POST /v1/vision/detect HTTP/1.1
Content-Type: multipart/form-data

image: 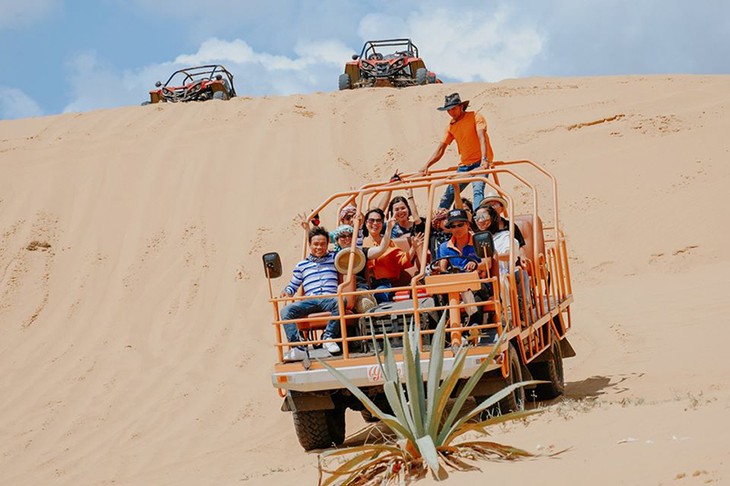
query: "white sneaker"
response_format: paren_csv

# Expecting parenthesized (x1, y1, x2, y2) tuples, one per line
(322, 341, 341, 354)
(283, 347, 307, 362)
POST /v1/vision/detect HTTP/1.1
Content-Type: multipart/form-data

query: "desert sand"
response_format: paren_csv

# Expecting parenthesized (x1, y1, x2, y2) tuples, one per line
(1, 75, 729, 485)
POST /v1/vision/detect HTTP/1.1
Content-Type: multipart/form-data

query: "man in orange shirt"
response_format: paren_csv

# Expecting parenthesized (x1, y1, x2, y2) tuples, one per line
(418, 93, 494, 209)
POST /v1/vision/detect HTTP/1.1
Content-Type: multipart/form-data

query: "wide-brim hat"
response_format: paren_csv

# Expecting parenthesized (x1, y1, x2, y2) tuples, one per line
(445, 208, 469, 228)
(479, 193, 508, 210)
(334, 247, 367, 274)
(437, 92, 470, 111)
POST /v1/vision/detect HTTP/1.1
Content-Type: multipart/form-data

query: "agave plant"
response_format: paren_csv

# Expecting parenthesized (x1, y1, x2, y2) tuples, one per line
(317, 311, 544, 485)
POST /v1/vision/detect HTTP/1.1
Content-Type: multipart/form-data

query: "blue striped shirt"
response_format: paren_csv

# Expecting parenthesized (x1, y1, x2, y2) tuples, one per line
(284, 252, 339, 296)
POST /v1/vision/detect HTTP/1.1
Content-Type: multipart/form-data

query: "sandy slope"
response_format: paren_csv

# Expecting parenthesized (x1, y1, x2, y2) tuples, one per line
(1, 75, 729, 485)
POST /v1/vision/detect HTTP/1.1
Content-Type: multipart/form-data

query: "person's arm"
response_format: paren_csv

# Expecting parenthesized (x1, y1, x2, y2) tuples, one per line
(281, 264, 303, 297)
(405, 187, 421, 222)
(375, 189, 392, 212)
(367, 217, 395, 260)
(420, 142, 447, 174)
(476, 113, 494, 169)
(407, 232, 425, 263)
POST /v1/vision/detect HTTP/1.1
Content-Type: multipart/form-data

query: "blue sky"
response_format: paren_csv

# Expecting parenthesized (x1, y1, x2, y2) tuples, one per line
(1, 0, 729, 120)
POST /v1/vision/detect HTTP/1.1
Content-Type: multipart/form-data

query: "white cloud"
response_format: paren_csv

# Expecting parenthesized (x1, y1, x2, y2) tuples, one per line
(357, 5, 543, 82)
(61, 37, 353, 113)
(0, 0, 59, 29)
(0, 86, 44, 119)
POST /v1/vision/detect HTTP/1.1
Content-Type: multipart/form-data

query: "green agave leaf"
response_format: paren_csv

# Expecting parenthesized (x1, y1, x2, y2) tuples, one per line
(429, 344, 469, 440)
(381, 324, 403, 386)
(441, 380, 544, 445)
(316, 358, 413, 440)
(402, 318, 426, 438)
(437, 337, 506, 443)
(425, 311, 447, 428)
(383, 380, 416, 443)
(447, 408, 543, 445)
(416, 435, 448, 480)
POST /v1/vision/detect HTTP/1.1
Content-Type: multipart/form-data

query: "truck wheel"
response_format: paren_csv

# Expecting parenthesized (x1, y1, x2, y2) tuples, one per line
(530, 335, 565, 400)
(338, 73, 351, 90)
(477, 343, 525, 418)
(416, 67, 428, 85)
(498, 343, 525, 413)
(292, 406, 346, 451)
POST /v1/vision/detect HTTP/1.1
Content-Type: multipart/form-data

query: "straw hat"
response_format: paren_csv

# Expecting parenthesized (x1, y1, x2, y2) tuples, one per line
(479, 192, 508, 211)
(334, 247, 367, 274)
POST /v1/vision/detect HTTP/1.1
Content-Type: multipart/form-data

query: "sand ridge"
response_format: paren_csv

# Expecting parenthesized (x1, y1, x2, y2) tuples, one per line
(0, 75, 729, 485)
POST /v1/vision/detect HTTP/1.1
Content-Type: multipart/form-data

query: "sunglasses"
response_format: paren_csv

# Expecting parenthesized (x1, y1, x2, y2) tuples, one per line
(448, 222, 467, 228)
(475, 215, 490, 222)
(366, 218, 383, 224)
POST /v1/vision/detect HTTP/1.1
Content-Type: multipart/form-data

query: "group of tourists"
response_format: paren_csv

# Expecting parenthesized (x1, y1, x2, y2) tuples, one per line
(278, 92, 527, 361)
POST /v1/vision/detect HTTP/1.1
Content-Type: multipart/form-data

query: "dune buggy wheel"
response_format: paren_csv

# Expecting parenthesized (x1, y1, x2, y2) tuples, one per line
(292, 406, 346, 451)
(338, 73, 351, 90)
(416, 67, 428, 85)
(530, 334, 565, 400)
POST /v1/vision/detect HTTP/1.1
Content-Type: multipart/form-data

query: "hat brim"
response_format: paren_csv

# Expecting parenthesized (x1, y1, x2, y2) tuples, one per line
(437, 100, 470, 111)
(334, 247, 366, 274)
(446, 217, 469, 228)
(480, 195, 508, 209)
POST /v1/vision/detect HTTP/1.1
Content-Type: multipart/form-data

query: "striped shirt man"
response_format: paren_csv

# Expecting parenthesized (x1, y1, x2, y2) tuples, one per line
(284, 252, 339, 297)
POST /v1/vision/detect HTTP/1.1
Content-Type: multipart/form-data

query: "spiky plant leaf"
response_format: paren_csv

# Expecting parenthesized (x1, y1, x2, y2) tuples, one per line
(441, 380, 544, 445)
(425, 311, 448, 428)
(437, 333, 507, 442)
(317, 358, 414, 441)
(416, 435, 448, 479)
(402, 318, 426, 438)
(429, 344, 470, 438)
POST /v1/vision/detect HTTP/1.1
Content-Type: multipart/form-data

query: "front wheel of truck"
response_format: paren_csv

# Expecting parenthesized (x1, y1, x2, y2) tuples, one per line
(292, 406, 346, 451)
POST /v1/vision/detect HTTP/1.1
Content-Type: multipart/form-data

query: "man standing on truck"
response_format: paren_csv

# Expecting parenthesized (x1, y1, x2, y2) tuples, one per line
(279, 226, 343, 360)
(418, 92, 495, 209)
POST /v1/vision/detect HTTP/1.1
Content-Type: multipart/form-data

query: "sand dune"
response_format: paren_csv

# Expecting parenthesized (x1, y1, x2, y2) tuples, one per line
(1, 75, 729, 485)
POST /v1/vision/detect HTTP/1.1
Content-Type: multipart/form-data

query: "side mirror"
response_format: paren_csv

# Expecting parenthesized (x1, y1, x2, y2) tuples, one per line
(155, 81, 162, 87)
(262, 252, 282, 278)
(473, 231, 494, 259)
(351, 54, 359, 60)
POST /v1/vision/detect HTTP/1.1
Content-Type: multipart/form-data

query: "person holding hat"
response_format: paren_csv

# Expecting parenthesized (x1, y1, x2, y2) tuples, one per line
(418, 92, 495, 209)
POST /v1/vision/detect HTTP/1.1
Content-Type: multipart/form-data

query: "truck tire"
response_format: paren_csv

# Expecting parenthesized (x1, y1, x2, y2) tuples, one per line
(338, 73, 351, 90)
(416, 68, 428, 85)
(498, 343, 525, 413)
(530, 335, 565, 400)
(476, 343, 525, 418)
(292, 406, 346, 451)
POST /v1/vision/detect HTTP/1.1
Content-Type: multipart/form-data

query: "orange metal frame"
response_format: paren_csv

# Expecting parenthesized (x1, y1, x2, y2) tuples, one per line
(266, 160, 574, 379)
